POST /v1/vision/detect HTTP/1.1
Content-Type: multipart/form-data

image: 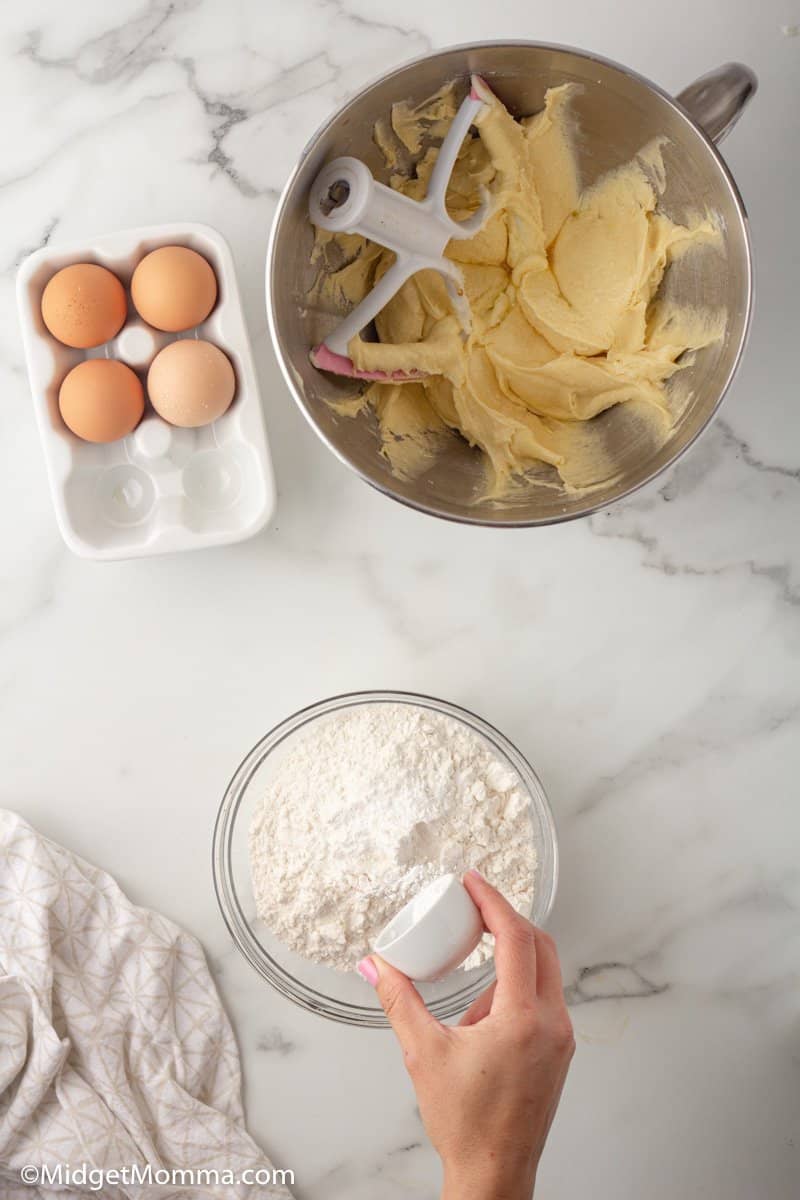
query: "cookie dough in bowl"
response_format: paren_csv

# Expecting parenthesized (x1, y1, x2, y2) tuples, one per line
(267, 42, 753, 525)
(213, 691, 558, 1027)
(312, 79, 724, 499)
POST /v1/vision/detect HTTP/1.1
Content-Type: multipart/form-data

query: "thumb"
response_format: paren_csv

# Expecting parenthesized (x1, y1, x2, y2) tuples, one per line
(358, 955, 436, 1049)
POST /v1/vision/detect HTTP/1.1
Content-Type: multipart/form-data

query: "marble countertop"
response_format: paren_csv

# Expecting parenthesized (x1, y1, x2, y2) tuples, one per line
(2, 1, 798, 1197)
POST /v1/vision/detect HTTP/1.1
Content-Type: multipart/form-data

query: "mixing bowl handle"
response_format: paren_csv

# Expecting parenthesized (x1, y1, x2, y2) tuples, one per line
(676, 62, 757, 144)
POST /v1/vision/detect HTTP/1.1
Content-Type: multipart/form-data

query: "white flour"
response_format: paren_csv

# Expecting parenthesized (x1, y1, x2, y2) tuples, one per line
(248, 702, 537, 972)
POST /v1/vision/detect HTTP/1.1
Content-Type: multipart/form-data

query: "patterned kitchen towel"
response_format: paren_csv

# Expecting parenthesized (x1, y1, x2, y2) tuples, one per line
(0, 810, 292, 1199)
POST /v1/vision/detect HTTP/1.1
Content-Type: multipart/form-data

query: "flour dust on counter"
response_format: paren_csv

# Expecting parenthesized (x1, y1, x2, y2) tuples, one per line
(248, 702, 536, 970)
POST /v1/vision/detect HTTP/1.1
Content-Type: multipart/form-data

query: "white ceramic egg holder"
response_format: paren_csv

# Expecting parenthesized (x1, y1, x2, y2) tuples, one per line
(17, 223, 276, 560)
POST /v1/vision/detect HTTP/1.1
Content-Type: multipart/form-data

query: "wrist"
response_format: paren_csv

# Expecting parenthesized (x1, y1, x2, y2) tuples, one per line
(442, 1157, 536, 1200)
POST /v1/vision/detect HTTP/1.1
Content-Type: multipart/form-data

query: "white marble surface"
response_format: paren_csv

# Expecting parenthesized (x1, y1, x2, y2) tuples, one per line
(2, 2, 799, 1197)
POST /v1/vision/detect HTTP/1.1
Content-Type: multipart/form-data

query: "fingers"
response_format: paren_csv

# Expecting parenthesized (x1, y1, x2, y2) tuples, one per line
(461, 873, 568, 1013)
(359, 955, 438, 1051)
(462, 869, 527, 935)
(458, 936, 562, 1026)
(463, 870, 537, 1006)
(458, 981, 496, 1027)
(533, 928, 567, 1007)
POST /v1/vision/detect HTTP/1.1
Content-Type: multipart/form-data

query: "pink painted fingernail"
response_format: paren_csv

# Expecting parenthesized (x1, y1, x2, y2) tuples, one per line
(357, 957, 379, 986)
(466, 868, 485, 882)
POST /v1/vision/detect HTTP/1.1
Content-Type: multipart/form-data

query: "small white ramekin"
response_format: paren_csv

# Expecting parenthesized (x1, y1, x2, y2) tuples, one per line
(374, 873, 485, 982)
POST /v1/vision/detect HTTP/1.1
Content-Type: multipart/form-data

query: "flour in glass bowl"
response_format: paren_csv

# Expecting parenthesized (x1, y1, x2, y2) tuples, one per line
(248, 702, 537, 972)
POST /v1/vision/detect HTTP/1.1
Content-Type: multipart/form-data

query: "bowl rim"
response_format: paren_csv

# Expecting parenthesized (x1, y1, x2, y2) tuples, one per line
(212, 688, 558, 1027)
(265, 38, 754, 527)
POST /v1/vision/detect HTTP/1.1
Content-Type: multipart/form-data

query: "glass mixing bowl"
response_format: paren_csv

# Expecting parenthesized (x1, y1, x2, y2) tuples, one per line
(213, 690, 558, 1027)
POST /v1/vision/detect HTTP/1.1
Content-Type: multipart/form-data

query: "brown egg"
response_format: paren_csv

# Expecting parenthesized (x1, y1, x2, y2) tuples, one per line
(59, 359, 144, 443)
(131, 246, 217, 332)
(41, 263, 127, 349)
(147, 339, 235, 428)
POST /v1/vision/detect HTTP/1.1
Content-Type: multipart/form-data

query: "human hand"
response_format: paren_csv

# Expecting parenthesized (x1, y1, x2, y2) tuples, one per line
(357, 871, 574, 1200)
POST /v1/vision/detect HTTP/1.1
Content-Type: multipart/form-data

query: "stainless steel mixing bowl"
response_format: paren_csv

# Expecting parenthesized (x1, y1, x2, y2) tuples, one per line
(266, 43, 755, 526)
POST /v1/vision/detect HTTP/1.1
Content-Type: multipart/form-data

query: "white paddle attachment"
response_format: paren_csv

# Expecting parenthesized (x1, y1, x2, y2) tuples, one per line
(309, 76, 491, 380)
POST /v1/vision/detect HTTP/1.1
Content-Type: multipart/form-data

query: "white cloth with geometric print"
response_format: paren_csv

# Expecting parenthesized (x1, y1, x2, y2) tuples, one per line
(0, 810, 291, 1199)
